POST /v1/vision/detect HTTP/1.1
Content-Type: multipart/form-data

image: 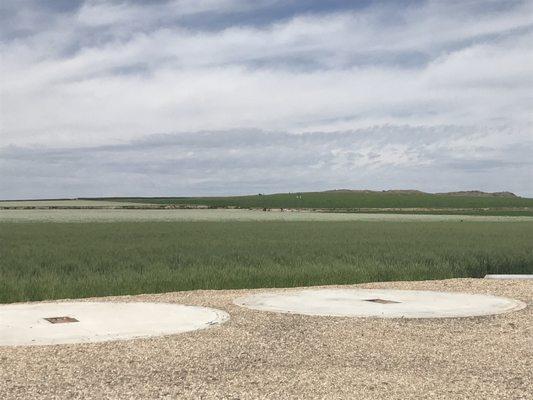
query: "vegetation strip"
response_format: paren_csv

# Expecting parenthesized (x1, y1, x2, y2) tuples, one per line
(3, 190, 533, 215)
(99, 190, 533, 211)
(1, 220, 531, 303)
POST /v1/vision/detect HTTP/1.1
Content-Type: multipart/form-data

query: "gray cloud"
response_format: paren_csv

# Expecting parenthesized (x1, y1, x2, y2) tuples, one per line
(1, 1, 532, 198)
(2, 126, 532, 199)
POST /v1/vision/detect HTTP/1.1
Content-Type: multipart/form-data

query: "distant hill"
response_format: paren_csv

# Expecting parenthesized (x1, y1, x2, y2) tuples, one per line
(99, 189, 533, 216)
(4, 190, 532, 216)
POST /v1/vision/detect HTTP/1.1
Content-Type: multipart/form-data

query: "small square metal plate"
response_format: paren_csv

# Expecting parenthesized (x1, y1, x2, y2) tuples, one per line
(44, 316, 79, 324)
(364, 298, 400, 304)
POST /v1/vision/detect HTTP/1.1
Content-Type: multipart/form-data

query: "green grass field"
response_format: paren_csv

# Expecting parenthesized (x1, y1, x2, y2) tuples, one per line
(1, 220, 532, 303)
(4, 191, 533, 216)
(96, 191, 533, 216)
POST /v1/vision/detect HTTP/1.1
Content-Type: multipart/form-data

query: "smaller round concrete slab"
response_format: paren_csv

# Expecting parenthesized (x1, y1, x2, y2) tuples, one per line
(234, 289, 526, 319)
(0, 302, 229, 346)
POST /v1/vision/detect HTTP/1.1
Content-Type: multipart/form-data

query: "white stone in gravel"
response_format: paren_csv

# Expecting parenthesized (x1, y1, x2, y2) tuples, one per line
(0, 302, 229, 346)
(234, 288, 526, 318)
(484, 274, 533, 280)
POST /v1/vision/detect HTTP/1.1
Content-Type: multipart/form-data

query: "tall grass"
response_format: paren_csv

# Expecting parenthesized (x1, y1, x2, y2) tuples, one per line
(1, 221, 532, 303)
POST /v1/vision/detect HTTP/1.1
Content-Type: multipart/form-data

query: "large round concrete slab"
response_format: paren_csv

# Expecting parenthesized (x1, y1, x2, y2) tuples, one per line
(0, 302, 229, 346)
(234, 289, 526, 318)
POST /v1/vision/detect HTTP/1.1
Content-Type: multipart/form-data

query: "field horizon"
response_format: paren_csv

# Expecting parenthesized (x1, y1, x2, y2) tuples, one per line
(2, 189, 533, 217)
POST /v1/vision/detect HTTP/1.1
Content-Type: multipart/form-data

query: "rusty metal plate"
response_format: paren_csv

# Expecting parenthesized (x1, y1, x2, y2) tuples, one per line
(364, 298, 400, 304)
(44, 316, 79, 324)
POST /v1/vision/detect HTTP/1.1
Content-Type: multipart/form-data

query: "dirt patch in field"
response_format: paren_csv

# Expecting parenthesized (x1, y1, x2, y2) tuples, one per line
(1, 278, 531, 400)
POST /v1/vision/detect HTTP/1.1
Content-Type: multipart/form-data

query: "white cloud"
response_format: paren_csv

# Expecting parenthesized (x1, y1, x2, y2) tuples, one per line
(0, 0, 532, 196)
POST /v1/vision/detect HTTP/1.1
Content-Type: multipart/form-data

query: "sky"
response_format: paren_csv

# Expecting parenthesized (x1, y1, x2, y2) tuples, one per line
(1, 0, 532, 199)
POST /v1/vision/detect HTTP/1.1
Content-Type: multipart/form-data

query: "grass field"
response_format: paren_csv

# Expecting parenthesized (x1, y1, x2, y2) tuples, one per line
(4, 191, 533, 216)
(94, 191, 533, 216)
(101, 191, 533, 209)
(1, 220, 532, 303)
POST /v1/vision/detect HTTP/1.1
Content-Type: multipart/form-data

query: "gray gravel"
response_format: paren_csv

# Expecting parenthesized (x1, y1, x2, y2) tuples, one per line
(1, 278, 531, 399)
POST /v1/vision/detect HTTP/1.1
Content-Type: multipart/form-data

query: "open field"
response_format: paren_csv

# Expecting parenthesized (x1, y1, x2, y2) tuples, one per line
(1, 278, 531, 399)
(100, 190, 533, 215)
(4, 191, 533, 215)
(2, 208, 533, 223)
(1, 220, 532, 303)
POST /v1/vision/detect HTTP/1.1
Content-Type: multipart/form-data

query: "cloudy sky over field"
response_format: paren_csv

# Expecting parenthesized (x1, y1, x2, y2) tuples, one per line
(1, 0, 532, 198)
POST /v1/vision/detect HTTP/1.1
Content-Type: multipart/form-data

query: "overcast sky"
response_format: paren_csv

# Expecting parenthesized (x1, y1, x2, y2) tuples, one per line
(1, 0, 532, 199)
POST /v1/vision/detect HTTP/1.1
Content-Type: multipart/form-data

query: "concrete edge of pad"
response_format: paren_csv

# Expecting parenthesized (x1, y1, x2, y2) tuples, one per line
(484, 274, 533, 280)
(0, 301, 230, 347)
(233, 288, 527, 319)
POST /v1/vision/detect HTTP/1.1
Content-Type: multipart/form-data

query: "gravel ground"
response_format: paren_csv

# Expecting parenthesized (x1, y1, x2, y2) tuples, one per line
(1, 278, 531, 400)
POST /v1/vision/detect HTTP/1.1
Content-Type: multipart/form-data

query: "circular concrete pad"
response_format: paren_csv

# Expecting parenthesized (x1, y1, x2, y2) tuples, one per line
(0, 302, 229, 346)
(234, 288, 526, 318)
